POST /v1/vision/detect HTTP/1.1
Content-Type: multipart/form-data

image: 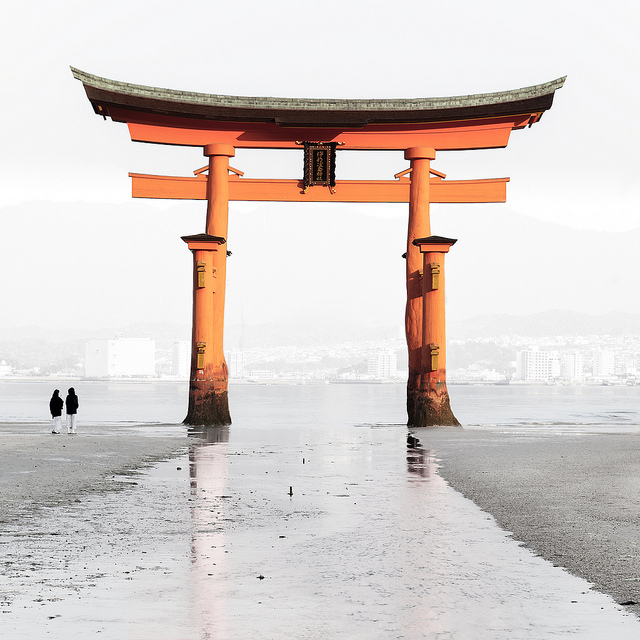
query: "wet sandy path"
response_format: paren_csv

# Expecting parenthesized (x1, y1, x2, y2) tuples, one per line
(2, 421, 640, 638)
(421, 426, 640, 619)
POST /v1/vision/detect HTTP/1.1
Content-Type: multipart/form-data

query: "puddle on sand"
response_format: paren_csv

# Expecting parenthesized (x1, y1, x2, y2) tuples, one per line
(3, 424, 640, 639)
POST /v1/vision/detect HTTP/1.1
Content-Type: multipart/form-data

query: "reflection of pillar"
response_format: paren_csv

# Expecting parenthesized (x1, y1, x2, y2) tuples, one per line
(182, 234, 231, 425)
(404, 147, 436, 426)
(411, 236, 460, 426)
(188, 427, 230, 637)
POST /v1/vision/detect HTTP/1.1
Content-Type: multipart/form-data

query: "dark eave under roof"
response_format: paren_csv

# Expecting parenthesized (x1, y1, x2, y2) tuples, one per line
(71, 67, 565, 129)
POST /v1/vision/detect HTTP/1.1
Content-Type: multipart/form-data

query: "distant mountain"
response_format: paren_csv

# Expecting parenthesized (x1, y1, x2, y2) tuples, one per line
(2, 200, 640, 341)
(449, 310, 640, 339)
(430, 205, 640, 322)
(0, 322, 191, 345)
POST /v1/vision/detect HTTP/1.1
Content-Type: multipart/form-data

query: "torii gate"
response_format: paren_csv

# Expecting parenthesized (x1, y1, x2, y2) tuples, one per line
(72, 68, 564, 427)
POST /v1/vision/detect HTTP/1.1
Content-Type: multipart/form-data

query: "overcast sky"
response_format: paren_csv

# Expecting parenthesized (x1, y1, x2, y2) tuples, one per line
(1, 1, 639, 333)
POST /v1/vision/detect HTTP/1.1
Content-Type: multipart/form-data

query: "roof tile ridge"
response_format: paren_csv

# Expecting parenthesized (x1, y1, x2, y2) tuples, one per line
(71, 67, 566, 112)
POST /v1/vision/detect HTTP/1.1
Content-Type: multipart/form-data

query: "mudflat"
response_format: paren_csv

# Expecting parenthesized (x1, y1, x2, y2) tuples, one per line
(3, 420, 640, 638)
(0, 423, 191, 523)
(419, 426, 640, 616)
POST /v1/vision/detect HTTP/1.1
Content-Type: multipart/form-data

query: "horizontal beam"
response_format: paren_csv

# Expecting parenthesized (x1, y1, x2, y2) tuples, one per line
(129, 173, 509, 203)
(117, 110, 533, 151)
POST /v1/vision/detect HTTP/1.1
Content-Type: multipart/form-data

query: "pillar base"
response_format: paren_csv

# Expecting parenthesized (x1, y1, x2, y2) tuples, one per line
(184, 381, 231, 426)
(407, 389, 460, 427)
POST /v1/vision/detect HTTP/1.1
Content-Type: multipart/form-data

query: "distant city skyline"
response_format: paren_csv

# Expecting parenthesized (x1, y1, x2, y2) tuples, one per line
(2, 313, 640, 386)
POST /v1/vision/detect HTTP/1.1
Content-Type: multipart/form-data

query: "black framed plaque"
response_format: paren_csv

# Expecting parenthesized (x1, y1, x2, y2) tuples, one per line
(302, 142, 338, 190)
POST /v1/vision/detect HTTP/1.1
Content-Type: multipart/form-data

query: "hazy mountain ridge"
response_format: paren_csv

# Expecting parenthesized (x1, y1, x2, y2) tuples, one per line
(3, 200, 640, 340)
(449, 310, 640, 340)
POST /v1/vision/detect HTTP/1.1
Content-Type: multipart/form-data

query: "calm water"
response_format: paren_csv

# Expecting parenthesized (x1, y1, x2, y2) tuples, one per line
(2, 379, 640, 432)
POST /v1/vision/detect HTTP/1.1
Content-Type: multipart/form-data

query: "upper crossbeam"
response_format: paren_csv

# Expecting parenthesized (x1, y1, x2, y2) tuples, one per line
(129, 173, 509, 203)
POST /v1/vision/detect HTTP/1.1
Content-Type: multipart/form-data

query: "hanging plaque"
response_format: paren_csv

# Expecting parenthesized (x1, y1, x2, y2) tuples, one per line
(301, 142, 338, 191)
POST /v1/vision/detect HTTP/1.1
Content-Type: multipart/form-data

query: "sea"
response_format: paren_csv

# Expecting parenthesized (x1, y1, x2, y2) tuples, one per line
(2, 378, 640, 433)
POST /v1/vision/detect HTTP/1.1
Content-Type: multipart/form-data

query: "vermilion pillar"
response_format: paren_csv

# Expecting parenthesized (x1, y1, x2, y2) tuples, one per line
(182, 234, 230, 425)
(412, 236, 459, 426)
(404, 147, 436, 426)
(183, 143, 235, 425)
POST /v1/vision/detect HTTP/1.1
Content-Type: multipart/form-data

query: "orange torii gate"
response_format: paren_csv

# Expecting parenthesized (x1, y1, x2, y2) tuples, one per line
(72, 68, 564, 427)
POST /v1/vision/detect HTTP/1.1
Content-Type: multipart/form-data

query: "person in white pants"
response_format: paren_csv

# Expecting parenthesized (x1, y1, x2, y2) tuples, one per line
(50, 389, 63, 434)
(65, 387, 79, 434)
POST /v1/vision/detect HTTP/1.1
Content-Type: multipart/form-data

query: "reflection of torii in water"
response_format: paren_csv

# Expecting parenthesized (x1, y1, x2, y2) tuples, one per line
(72, 68, 565, 427)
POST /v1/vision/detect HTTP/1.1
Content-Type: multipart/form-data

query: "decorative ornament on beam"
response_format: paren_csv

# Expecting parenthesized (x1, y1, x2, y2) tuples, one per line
(192, 165, 244, 177)
(296, 141, 344, 193)
(394, 167, 447, 180)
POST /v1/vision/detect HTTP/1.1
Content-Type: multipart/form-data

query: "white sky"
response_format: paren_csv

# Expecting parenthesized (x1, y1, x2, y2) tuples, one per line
(1, 1, 639, 332)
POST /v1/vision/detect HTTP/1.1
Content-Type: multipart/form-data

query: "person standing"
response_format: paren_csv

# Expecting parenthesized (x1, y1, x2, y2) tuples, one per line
(65, 387, 79, 434)
(49, 389, 64, 434)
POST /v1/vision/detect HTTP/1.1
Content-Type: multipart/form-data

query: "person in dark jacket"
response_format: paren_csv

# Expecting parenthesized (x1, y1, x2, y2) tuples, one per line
(65, 387, 79, 434)
(49, 389, 64, 434)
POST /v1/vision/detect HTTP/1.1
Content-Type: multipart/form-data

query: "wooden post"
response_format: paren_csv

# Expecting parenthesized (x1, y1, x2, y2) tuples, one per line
(183, 143, 234, 425)
(404, 147, 436, 426)
(412, 236, 459, 426)
(183, 234, 230, 425)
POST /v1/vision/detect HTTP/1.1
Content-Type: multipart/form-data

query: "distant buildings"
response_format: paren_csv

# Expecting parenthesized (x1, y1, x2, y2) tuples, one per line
(85, 337, 155, 378)
(3, 329, 628, 384)
(560, 351, 584, 382)
(514, 346, 621, 383)
(515, 347, 560, 382)
(172, 341, 190, 378)
(593, 349, 615, 379)
(367, 349, 398, 380)
(228, 351, 246, 379)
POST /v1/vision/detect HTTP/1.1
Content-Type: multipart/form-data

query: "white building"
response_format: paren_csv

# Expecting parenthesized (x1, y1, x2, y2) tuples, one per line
(367, 350, 398, 380)
(85, 337, 156, 378)
(227, 351, 246, 379)
(515, 347, 560, 382)
(246, 369, 275, 380)
(0, 360, 12, 377)
(172, 341, 190, 378)
(593, 349, 615, 379)
(561, 352, 585, 382)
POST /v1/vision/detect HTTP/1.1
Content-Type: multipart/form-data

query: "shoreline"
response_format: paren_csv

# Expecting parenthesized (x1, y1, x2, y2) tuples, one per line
(1, 376, 634, 388)
(420, 426, 640, 617)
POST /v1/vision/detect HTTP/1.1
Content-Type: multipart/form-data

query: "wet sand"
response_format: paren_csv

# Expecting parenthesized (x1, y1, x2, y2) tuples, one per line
(0, 423, 191, 523)
(2, 421, 640, 638)
(420, 426, 640, 616)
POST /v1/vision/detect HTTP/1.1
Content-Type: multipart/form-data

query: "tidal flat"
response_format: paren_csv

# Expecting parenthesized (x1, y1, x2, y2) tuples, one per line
(3, 383, 640, 638)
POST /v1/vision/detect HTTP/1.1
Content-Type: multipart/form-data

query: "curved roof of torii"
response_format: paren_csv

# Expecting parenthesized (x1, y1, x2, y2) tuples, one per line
(71, 67, 565, 129)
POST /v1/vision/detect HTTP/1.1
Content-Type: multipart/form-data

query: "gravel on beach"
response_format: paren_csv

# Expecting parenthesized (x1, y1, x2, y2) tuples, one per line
(419, 427, 640, 617)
